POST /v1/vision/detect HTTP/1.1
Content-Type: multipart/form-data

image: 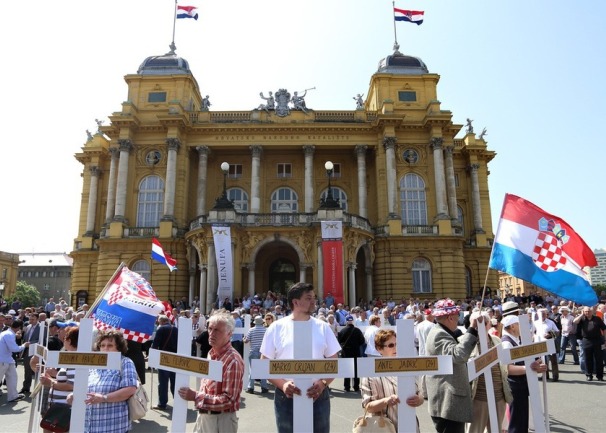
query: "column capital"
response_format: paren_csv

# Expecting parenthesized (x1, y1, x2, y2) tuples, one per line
(468, 163, 480, 172)
(444, 145, 454, 156)
(250, 144, 263, 157)
(117, 139, 133, 152)
(302, 145, 315, 156)
(108, 147, 119, 158)
(354, 144, 368, 156)
(246, 263, 256, 271)
(196, 145, 210, 155)
(166, 137, 181, 151)
(89, 166, 101, 177)
(382, 136, 397, 150)
(430, 137, 444, 150)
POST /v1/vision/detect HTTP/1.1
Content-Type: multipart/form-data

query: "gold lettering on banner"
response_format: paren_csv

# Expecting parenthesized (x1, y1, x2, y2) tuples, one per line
(509, 342, 548, 360)
(473, 346, 499, 373)
(36, 344, 47, 359)
(374, 357, 439, 373)
(159, 352, 210, 375)
(269, 360, 338, 375)
(58, 352, 108, 366)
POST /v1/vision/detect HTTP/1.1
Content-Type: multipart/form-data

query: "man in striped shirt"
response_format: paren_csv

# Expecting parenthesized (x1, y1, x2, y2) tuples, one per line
(244, 316, 268, 394)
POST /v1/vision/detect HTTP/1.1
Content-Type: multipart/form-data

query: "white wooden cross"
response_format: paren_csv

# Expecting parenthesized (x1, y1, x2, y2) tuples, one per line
(148, 316, 223, 433)
(498, 316, 555, 433)
(466, 321, 501, 433)
(357, 319, 453, 433)
(43, 318, 122, 433)
(27, 320, 47, 431)
(251, 321, 355, 433)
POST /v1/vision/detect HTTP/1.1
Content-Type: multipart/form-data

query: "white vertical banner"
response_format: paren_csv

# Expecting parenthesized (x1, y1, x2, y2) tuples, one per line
(321, 221, 343, 240)
(213, 225, 233, 305)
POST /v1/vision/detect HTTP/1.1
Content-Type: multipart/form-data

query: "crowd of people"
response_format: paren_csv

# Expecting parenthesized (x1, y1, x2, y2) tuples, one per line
(1, 287, 605, 433)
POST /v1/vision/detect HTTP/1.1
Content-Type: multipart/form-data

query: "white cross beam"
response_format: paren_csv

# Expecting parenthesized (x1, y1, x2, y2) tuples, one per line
(148, 317, 222, 433)
(357, 319, 452, 433)
(251, 321, 354, 433)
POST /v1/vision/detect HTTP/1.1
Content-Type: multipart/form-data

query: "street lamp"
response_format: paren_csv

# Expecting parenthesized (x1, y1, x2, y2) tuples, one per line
(212, 161, 235, 210)
(319, 161, 340, 209)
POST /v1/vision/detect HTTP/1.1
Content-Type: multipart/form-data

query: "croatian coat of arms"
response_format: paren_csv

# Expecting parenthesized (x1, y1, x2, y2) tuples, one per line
(532, 217, 570, 271)
(274, 89, 291, 117)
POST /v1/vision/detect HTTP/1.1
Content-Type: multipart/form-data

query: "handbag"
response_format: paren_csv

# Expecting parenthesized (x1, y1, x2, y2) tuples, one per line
(128, 380, 149, 421)
(40, 390, 71, 433)
(352, 407, 396, 433)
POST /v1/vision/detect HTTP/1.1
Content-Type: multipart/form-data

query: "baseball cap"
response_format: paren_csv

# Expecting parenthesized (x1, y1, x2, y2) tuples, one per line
(345, 315, 354, 322)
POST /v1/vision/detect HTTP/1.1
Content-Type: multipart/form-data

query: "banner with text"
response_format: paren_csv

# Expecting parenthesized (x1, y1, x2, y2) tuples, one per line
(213, 225, 233, 307)
(321, 221, 344, 305)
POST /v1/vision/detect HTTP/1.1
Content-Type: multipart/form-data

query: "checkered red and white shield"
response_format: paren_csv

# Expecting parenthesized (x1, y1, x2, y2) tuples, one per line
(532, 231, 567, 271)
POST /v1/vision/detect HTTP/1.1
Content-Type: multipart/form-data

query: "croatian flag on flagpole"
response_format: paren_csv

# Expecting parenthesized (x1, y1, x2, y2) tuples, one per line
(89, 267, 165, 342)
(394, 8, 424, 25)
(152, 238, 178, 272)
(489, 194, 598, 306)
(177, 5, 199, 20)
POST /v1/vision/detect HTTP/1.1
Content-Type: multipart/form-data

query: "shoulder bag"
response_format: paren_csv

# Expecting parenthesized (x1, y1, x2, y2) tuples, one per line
(40, 387, 71, 433)
(352, 406, 396, 433)
(128, 380, 149, 421)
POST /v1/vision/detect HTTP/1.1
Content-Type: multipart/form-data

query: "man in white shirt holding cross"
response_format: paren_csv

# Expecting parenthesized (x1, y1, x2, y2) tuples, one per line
(260, 282, 341, 433)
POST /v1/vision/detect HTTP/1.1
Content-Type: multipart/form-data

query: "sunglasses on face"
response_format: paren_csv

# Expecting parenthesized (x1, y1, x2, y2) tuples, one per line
(383, 342, 396, 348)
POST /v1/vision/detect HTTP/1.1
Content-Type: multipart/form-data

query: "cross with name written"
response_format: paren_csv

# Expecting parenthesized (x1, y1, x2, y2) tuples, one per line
(357, 319, 453, 433)
(148, 316, 222, 433)
(251, 320, 355, 433)
(42, 318, 122, 433)
(498, 316, 555, 433)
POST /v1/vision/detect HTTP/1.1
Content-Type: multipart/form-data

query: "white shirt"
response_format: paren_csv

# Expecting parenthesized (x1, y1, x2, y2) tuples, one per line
(364, 325, 382, 356)
(533, 318, 559, 342)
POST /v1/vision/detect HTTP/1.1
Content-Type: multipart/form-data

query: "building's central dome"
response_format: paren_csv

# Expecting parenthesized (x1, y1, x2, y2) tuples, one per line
(137, 52, 191, 75)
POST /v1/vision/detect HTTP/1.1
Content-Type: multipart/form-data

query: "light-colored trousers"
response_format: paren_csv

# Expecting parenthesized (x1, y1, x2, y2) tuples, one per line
(194, 411, 238, 433)
(465, 398, 507, 433)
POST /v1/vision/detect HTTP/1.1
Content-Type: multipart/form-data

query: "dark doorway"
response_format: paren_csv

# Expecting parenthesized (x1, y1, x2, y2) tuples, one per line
(269, 259, 296, 295)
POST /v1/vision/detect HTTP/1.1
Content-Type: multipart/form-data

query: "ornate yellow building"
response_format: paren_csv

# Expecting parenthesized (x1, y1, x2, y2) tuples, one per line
(70, 47, 498, 312)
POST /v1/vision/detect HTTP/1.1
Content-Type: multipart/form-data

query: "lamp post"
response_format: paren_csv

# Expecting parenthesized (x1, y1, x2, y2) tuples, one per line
(212, 161, 235, 210)
(319, 161, 340, 209)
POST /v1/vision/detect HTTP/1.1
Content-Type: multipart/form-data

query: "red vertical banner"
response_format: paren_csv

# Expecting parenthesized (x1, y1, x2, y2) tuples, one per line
(322, 240, 344, 305)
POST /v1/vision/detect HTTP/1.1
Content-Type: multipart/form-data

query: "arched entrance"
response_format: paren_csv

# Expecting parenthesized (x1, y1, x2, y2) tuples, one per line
(251, 240, 302, 296)
(269, 259, 296, 295)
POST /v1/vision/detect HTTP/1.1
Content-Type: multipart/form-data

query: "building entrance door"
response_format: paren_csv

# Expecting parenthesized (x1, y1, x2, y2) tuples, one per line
(268, 259, 296, 295)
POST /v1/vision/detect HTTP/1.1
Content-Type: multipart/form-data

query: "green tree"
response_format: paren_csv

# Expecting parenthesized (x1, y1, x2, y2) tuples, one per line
(7, 281, 41, 309)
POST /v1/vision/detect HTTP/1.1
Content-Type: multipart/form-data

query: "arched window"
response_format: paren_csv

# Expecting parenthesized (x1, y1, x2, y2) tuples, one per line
(320, 187, 348, 211)
(132, 260, 151, 281)
(271, 188, 298, 213)
(137, 175, 164, 227)
(412, 258, 432, 293)
(399, 174, 427, 225)
(227, 188, 249, 212)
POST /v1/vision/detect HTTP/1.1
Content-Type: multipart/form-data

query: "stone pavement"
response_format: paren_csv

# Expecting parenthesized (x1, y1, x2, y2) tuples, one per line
(1, 359, 603, 432)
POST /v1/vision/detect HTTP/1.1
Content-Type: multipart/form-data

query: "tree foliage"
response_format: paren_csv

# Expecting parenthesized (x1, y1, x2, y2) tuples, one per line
(7, 281, 42, 309)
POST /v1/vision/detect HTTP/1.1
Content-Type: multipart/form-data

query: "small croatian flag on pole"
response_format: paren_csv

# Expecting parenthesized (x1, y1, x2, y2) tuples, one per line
(177, 5, 199, 20)
(152, 238, 178, 272)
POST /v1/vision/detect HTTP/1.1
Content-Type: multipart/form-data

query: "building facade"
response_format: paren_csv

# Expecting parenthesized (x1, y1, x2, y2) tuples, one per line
(589, 249, 606, 286)
(70, 48, 498, 312)
(18, 253, 73, 305)
(0, 251, 20, 301)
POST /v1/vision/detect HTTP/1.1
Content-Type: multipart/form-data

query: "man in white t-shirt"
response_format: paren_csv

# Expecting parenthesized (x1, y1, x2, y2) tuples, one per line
(261, 282, 341, 433)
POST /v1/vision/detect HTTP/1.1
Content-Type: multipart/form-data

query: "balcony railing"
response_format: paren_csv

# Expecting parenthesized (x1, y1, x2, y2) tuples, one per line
(402, 225, 438, 235)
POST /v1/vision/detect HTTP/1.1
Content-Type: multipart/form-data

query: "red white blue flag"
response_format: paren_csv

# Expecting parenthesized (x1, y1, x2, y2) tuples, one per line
(394, 8, 424, 25)
(152, 238, 178, 272)
(489, 194, 598, 306)
(89, 267, 165, 342)
(177, 5, 199, 20)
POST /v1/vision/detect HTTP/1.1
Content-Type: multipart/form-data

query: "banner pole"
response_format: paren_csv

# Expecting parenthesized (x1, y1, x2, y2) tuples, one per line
(84, 262, 126, 319)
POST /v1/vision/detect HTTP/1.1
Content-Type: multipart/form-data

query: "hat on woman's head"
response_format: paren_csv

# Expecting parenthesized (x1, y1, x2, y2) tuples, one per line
(432, 299, 460, 317)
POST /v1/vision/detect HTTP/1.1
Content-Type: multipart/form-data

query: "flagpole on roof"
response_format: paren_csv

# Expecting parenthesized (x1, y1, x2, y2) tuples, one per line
(169, 0, 178, 54)
(84, 262, 126, 319)
(392, 1, 401, 54)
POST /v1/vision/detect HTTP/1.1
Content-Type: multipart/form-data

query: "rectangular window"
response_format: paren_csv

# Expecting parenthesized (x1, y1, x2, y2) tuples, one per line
(148, 92, 167, 103)
(398, 91, 417, 102)
(228, 164, 243, 179)
(332, 163, 342, 179)
(277, 163, 292, 178)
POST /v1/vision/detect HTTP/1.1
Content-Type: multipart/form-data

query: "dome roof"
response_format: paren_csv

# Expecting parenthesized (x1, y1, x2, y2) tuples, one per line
(377, 51, 428, 75)
(137, 51, 191, 75)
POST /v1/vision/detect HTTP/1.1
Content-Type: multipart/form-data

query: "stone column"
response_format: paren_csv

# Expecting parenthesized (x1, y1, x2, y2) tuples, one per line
(299, 264, 307, 283)
(105, 148, 118, 223)
(317, 241, 324, 300)
(303, 145, 315, 212)
(430, 137, 449, 219)
(206, 244, 217, 313)
(250, 145, 263, 213)
(444, 145, 458, 222)
(348, 263, 357, 308)
(247, 264, 255, 296)
(365, 267, 373, 306)
(469, 164, 485, 233)
(163, 138, 180, 220)
(114, 139, 133, 222)
(355, 145, 368, 218)
(199, 264, 208, 314)
(196, 146, 210, 216)
(85, 166, 100, 235)
(188, 266, 196, 307)
(383, 137, 398, 217)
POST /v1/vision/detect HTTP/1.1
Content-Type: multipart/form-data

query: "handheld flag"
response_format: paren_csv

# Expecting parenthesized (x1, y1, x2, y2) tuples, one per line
(394, 8, 424, 25)
(152, 238, 178, 272)
(88, 266, 165, 342)
(489, 194, 598, 306)
(177, 5, 199, 20)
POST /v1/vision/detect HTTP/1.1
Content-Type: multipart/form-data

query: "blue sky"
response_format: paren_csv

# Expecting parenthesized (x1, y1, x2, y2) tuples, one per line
(0, 0, 603, 254)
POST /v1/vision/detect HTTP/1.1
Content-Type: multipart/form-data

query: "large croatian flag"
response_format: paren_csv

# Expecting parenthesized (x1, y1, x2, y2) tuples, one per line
(489, 194, 597, 306)
(394, 8, 424, 25)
